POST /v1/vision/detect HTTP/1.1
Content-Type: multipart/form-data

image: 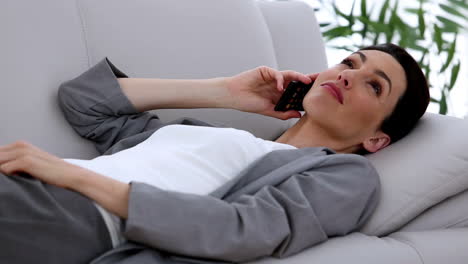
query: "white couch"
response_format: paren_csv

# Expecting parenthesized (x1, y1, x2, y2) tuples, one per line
(2, 0, 468, 263)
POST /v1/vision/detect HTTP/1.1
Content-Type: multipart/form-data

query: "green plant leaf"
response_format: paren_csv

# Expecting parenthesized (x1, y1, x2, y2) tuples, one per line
(424, 64, 431, 80)
(439, 92, 448, 115)
(363, 2, 376, 41)
(418, 48, 429, 65)
(408, 42, 428, 52)
(322, 26, 353, 39)
(449, 60, 461, 89)
(433, 24, 443, 53)
(430, 97, 439, 103)
(320, 23, 331, 27)
(386, 0, 399, 43)
(369, 21, 390, 32)
(332, 3, 353, 25)
(404, 8, 419, 14)
(361, 0, 368, 19)
(373, 0, 391, 45)
(394, 15, 418, 47)
(439, 3, 466, 19)
(361, 15, 369, 39)
(418, 5, 426, 37)
(349, 0, 357, 25)
(378, 0, 390, 23)
(329, 45, 357, 52)
(437, 16, 464, 32)
(440, 34, 457, 73)
(447, 0, 468, 10)
(357, 16, 369, 24)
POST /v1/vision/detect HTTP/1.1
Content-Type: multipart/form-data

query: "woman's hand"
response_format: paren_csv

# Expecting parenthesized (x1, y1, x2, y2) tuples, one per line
(0, 141, 81, 188)
(0, 140, 131, 218)
(226, 66, 319, 120)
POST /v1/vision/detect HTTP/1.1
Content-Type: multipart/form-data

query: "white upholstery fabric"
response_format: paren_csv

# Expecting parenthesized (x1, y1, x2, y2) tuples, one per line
(248, 233, 422, 264)
(401, 188, 468, 231)
(248, 229, 468, 264)
(363, 113, 468, 235)
(1, 0, 91, 157)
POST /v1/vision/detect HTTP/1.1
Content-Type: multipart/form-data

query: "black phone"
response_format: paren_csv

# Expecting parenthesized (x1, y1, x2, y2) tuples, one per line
(274, 80, 313, 111)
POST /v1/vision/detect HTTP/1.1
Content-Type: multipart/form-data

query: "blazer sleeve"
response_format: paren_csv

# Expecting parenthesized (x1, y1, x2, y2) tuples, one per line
(57, 57, 165, 154)
(123, 154, 380, 263)
(57, 58, 214, 155)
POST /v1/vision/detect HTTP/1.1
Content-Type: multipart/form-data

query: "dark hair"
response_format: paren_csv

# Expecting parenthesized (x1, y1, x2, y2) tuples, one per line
(359, 43, 430, 146)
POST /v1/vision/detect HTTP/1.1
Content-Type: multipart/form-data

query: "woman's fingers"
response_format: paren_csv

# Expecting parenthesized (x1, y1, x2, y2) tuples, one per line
(0, 148, 35, 164)
(282, 70, 312, 84)
(265, 105, 302, 120)
(0, 141, 43, 175)
(258, 66, 285, 92)
(0, 157, 30, 175)
(259, 66, 313, 92)
(275, 72, 285, 92)
(0, 141, 39, 153)
(0, 142, 19, 152)
(307, 72, 320, 80)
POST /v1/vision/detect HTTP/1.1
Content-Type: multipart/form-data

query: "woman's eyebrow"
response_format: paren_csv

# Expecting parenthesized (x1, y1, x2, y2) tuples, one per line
(353, 51, 393, 96)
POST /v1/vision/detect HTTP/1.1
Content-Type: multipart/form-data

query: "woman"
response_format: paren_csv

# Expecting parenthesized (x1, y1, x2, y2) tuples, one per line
(0, 43, 429, 264)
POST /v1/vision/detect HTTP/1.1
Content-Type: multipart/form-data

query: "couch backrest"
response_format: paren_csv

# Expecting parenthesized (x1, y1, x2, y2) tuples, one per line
(0, 0, 327, 159)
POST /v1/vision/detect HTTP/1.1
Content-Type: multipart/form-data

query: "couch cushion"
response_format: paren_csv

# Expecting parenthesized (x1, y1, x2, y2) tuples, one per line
(1, 0, 326, 160)
(0, 0, 91, 157)
(73, 0, 290, 155)
(248, 229, 468, 264)
(257, 1, 328, 74)
(400, 188, 468, 231)
(361, 113, 468, 235)
(247, 232, 420, 264)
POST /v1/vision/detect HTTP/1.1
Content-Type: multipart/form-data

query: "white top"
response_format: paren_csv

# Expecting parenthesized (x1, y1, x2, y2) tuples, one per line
(64, 124, 296, 247)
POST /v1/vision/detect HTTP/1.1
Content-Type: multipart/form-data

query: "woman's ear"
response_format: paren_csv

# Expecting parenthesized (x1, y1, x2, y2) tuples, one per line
(362, 131, 391, 153)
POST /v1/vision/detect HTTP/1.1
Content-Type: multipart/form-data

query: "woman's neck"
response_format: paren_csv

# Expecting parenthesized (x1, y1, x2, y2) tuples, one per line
(274, 114, 359, 153)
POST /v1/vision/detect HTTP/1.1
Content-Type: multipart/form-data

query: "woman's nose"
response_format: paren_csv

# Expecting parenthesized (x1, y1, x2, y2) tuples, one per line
(337, 73, 351, 90)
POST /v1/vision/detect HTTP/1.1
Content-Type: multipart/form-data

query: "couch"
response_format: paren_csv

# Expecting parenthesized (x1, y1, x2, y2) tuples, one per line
(2, 0, 468, 263)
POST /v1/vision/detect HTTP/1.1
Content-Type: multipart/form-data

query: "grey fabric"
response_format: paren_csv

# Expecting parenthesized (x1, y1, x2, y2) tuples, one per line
(56, 57, 380, 264)
(0, 172, 112, 264)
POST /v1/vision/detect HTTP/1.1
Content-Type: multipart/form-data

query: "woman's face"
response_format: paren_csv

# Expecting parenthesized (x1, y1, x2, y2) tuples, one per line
(302, 49, 406, 148)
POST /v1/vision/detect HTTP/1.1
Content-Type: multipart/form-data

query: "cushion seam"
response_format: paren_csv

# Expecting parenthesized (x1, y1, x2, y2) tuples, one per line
(446, 216, 468, 228)
(75, 0, 91, 67)
(391, 236, 425, 264)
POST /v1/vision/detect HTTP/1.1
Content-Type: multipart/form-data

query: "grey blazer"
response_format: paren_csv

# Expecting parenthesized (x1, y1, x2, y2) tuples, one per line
(57, 58, 380, 264)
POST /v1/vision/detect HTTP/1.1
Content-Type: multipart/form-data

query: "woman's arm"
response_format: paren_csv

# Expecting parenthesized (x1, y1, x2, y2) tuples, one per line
(58, 57, 313, 154)
(0, 141, 130, 218)
(116, 62, 315, 118)
(118, 77, 233, 112)
(71, 167, 130, 219)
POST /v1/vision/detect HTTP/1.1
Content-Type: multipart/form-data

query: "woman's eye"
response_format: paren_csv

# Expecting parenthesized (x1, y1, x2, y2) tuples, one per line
(340, 58, 354, 68)
(370, 82, 382, 96)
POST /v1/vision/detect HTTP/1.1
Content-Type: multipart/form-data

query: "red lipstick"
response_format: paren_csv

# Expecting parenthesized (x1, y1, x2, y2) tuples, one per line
(321, 82, 344, 104)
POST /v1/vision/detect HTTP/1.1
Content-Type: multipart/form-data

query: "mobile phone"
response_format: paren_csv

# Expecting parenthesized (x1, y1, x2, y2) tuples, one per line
(274, 80, 313, 111)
